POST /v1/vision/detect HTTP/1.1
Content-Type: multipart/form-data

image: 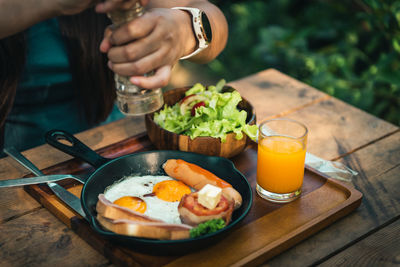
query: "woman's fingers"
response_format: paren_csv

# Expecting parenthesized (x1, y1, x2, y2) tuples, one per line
(140, 0, 149, 6)
(106, 19, 163, 63)
(95, 0, 122, 13)
(100, 11, 157, 55)
(107, 11, 182, 64)
(107, 39, 158, 63)
(109, 12, 156, 46)
(100, 27, 113, 53)
(108, 45, 172, 76)
(95, 0, 140, 13)
(101, 8, 187, 89)
(130, 65, 172, 89)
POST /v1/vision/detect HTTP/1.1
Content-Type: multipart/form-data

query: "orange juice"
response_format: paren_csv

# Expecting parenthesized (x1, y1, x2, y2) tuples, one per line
(257, 136, 306, 194)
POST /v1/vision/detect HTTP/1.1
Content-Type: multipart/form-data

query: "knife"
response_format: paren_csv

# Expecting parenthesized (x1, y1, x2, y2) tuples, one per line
(0, 174, 83, 187)
(3, 147, 87, 219)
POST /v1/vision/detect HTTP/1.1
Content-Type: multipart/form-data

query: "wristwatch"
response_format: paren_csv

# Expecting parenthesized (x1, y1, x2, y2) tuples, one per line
(171, 7, 212, 60)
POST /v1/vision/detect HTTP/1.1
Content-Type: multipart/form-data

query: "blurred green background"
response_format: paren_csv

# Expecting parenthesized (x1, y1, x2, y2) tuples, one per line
(178, 0, 400, 126)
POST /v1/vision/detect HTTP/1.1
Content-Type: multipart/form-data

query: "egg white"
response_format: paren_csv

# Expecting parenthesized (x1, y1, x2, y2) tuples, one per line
(104, 175, 191, 224)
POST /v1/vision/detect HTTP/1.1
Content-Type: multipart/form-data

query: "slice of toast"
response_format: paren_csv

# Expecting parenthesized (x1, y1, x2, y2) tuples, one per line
(97, 215, 191, 240)
(96, 194, 191, 240)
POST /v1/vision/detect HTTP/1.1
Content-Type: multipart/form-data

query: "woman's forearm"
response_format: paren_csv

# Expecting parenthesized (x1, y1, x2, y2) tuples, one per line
(184, 1, 228, 63)
(0, 0, 59, 39)
(0, 0, 228, 63)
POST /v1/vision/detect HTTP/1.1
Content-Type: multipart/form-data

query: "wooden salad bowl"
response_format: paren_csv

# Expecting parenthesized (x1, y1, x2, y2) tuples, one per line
(145, 86, 256, 158)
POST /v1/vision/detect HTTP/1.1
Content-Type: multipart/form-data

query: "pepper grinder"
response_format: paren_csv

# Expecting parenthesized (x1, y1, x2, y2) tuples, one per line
(108, 2, 163, 116)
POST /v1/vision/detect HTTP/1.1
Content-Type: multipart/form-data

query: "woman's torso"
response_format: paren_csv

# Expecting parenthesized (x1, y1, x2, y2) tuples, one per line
(4, 19, 123, 154)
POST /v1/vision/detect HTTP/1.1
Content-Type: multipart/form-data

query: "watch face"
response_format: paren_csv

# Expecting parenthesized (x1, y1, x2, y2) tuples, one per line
(201, 12, 212, 43)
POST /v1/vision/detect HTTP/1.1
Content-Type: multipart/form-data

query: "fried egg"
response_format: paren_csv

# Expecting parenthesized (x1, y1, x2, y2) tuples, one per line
(104, 175, 192, 224)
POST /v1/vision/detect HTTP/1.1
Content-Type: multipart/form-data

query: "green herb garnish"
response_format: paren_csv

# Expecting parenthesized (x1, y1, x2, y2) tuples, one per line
(189, 219, 226, 238)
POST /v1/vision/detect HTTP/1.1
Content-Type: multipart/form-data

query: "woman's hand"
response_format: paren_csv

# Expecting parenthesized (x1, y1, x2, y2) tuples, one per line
(99, 8, 196, 89)
(95, 0, 149, 13)
(56, 0, 148, 16)
(55, 0, 97, 15)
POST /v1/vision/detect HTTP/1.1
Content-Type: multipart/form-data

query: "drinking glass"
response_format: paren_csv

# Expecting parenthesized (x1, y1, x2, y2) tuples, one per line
(256, 118, 308, 203)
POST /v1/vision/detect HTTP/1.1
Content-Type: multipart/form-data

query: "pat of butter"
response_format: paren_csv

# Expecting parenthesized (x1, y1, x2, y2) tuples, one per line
(198, 184, 222, 210)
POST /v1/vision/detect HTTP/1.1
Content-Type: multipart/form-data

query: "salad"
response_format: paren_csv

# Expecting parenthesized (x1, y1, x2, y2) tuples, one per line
(154, 80, 258, 142)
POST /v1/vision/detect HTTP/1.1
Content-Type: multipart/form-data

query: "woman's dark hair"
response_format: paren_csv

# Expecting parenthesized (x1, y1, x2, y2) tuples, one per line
(0, 8, 116, 130)
(0, 32, 26, 148)
(0, 32, 26, 130)
(58, 9, 115, 125)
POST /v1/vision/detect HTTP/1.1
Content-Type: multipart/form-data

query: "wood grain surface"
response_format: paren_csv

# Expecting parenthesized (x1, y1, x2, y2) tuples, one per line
(0, 69, 399, 266)
(264, 130, 400, 266)
(281, 99, 398, 160)
(229, 69, 329, 121)
(18, 134, 362, 267)
(319, 218, 400, 266)
(0, 209, 111, 267)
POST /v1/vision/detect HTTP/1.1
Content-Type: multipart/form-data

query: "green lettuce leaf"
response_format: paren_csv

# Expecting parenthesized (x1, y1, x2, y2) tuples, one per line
(185, 83, 205, 96)
(154, 80, 257, 142)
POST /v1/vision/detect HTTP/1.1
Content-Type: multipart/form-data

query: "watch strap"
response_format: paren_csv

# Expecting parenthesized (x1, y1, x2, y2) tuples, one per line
(172, 7, 209, 60)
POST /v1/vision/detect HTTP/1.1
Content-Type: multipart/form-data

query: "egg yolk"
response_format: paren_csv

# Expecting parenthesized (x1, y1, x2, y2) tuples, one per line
(153, 180, 191, 202)
(113, 196, 147, 213)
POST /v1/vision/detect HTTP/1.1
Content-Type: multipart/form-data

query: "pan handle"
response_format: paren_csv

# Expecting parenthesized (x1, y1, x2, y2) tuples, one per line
(45, 130, 110, 168)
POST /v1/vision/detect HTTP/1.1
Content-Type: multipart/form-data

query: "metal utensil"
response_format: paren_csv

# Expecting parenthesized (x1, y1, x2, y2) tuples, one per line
(3, 147, 87, 219)
(0, 174, 83, 187)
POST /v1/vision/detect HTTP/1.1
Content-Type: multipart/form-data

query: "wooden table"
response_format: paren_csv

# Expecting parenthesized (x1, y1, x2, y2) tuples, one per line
(0, 69, 399, 266)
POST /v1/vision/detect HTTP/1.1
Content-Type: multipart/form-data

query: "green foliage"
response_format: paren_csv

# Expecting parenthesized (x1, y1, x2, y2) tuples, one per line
(208, 0, 400, 125)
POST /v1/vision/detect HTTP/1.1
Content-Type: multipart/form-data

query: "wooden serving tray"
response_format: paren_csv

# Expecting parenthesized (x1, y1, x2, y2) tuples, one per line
(24, 132, 362, 266)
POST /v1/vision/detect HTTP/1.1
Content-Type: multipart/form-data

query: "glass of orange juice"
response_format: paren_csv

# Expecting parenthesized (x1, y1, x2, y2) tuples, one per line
(256, 118, 308, 203)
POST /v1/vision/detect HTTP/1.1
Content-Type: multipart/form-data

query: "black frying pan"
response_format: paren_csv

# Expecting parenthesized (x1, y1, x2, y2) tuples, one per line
(45, 130, 252, 255)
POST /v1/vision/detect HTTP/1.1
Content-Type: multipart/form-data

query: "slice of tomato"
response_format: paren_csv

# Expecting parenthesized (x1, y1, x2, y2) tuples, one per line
(181, 193, 230, 216)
